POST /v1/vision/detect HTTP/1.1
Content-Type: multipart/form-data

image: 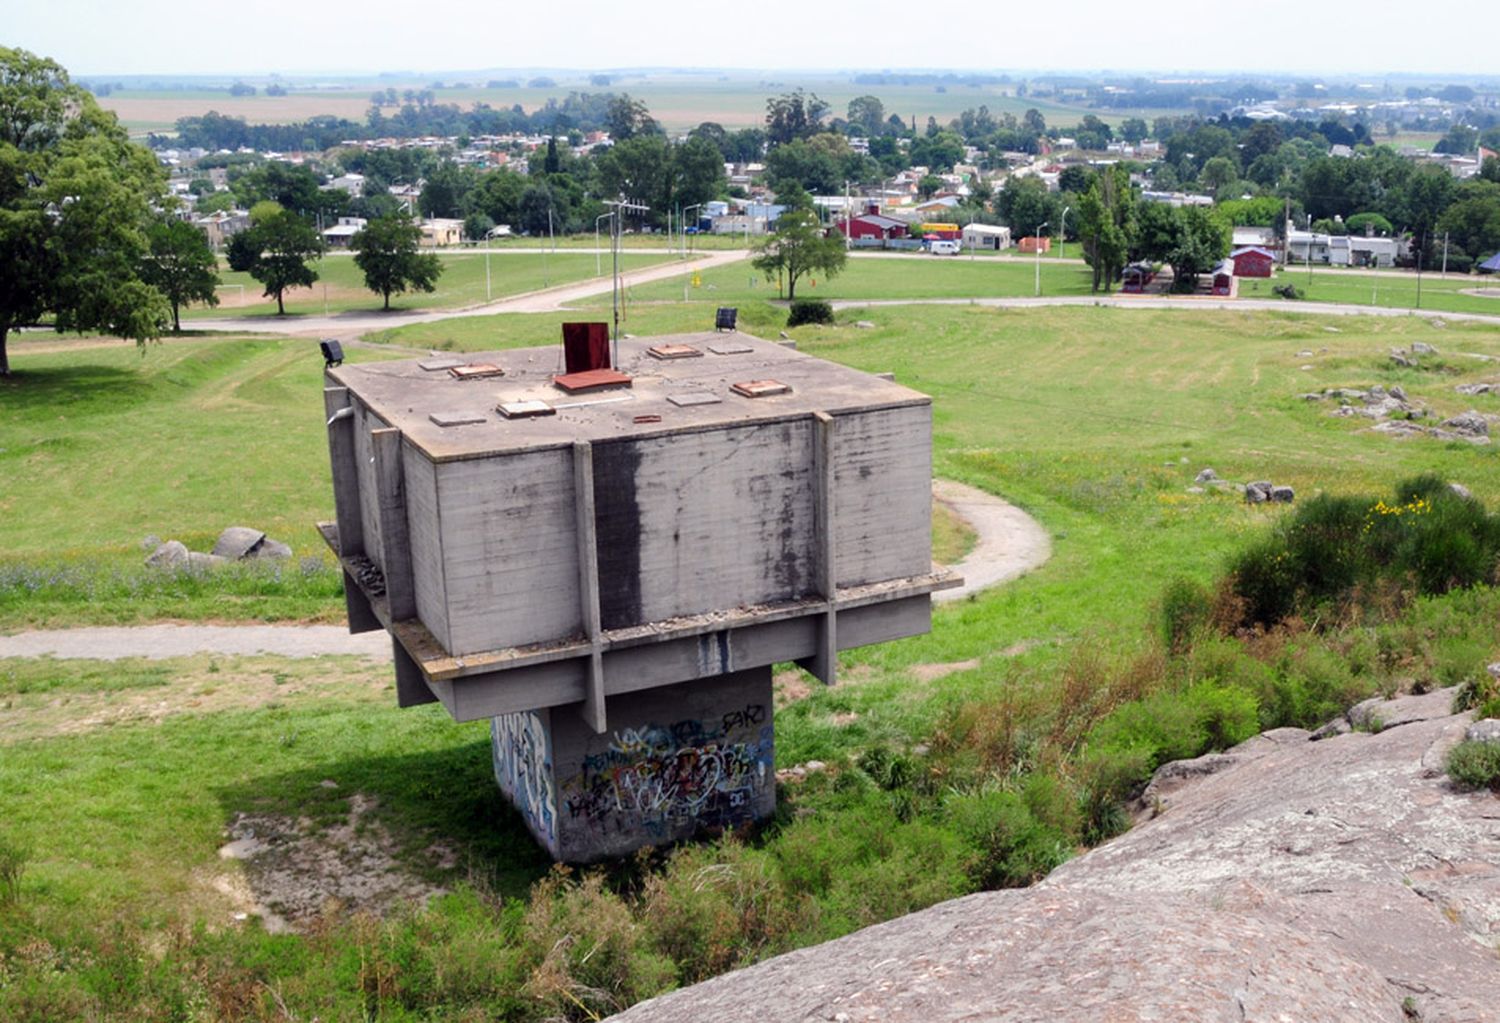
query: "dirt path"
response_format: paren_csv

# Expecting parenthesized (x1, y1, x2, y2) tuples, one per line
(933, 480, 1051, 603)
(0, 485, 1048, 660)
(185, 249, 751, 339)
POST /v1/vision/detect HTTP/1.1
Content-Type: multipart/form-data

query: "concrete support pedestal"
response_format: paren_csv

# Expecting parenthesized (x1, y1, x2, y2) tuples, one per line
(491, 667, 775, 862)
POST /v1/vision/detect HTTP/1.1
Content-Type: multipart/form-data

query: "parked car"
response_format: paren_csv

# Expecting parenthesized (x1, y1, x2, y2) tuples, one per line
(929, 239, 960, 256)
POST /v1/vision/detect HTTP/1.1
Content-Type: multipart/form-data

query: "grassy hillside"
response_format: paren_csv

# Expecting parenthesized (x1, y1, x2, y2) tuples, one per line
(4, 304, 1500, 1019)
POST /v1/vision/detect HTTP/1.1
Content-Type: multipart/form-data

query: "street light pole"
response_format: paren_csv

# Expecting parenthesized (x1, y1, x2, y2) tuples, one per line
(1059, 205, 1070, 261)
(1034, 220, 1049, 297)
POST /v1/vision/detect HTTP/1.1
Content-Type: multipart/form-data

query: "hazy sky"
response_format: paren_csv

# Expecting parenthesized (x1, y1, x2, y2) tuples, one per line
(7, 0, 1496, 77)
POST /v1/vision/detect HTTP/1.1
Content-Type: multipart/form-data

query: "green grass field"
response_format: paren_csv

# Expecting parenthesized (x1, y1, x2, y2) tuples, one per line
(193, 251, 675, 319)
(565, 254, 1095, 307)
(1237, 267, 1500, 316)
(6, 302, 1500, 1020)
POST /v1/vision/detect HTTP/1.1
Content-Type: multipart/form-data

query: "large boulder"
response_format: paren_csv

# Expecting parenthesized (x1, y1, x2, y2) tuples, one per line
(212, 526, 268, 560)
(145, 540, 189, 568)
(610, 692, 1500, 1023)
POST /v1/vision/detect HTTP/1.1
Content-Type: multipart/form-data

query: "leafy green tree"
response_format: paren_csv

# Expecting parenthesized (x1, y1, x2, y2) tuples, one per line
(1435, 124, 1479, 156)
(765, 138, 842, 195)
(673, 136, 727, 211)
(847, 95, 885, 136)
(908, 131, 964, 173)
(417, 161, 475, 219)
(605, 95, 658, 141)
(470, 168, 526, 228)
(0, 46, 170, 376)
(140, 218, 220, 332)
(917, 174, 943, 199)
(1166, 206, 1230, 291)
(1119, 118, 1149, 144)
(997, 176, 1057, 239)
(245, 210, 323, 314)
(765, 90, 828, 146)
(1076, 167, 1135, 293)
(595, 135, 674, 226)
(351, 214, 443, 310)
(752, 208, 846, 301)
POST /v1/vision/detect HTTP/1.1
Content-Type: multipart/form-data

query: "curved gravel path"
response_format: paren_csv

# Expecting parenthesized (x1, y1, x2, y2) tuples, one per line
(0, 485, 1048, 661)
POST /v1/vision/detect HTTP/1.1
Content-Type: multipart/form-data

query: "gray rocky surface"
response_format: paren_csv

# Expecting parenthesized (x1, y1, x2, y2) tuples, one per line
(611, 690, 1500, 1023)
(145, 540, 189, 568)
(212, 526, 267, 560)
(1467, 719, 1500, 745)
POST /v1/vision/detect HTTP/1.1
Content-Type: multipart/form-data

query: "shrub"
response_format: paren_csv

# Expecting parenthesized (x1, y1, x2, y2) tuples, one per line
(943, 787, 1071, 889)
(1273, 283, 1303, 299)
(0, 832, 29, 905)
(1446, 740, 1500, 791)
(786, 299, 833, 327)
(1224, 476, 1500, 631)
(1160, 577, 1212, 653)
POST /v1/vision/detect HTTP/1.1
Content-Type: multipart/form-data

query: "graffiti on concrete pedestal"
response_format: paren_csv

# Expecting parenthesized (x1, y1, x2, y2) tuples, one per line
(561, 703, 773, 839)
(491, 711, 558, 850)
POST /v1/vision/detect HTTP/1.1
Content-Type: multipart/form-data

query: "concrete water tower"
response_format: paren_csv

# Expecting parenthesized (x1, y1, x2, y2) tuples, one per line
(320, 324, 955, 861)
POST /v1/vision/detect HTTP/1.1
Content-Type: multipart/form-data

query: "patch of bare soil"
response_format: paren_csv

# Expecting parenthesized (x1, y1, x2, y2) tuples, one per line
(1, 657, 388, 742)
(1459, 287, 1500, 298)
(217, 793, 453, 932)
(908, 659, 981, 683)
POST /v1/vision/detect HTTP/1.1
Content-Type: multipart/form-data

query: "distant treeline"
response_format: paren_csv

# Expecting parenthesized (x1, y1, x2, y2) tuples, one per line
(154, 91, 626, 151)
(852, 72, 1012, 87)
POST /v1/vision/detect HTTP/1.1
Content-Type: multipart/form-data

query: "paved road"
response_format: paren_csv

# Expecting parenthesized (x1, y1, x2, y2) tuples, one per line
(826, 293, 1500, 326)
(188, 249, 751, 339)
(0, 483, 1049, 660)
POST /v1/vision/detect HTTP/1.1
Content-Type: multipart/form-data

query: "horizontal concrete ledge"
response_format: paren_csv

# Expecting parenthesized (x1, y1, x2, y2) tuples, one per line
(320, 521, 958, 722)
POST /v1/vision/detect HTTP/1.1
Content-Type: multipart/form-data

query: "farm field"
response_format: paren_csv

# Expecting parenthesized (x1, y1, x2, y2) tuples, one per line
(193, 250, 675, 319)
(97, 73, 1153, 136)
(5, 303, 1500, 1019)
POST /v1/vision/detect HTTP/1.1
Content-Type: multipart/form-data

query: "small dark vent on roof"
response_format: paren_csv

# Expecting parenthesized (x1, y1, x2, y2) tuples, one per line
(731, 379, 791, 398)
(715, 307, 738, 331)
(449, 363, 505, 380)
(562, 322, 611, 373)
(497, 400, 556, 419)
(647, 343, 703, 360)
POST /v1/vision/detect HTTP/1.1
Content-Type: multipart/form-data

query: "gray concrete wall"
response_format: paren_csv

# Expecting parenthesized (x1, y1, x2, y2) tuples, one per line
(491, 668, 775, 862)
(403, 443, 449, 649)
(594, 420, 816, 630)
(491, 708, 559, 858)
(351, 400, 389, 573)
(437, 449, 582, 656)
(833, 404, 933, 587)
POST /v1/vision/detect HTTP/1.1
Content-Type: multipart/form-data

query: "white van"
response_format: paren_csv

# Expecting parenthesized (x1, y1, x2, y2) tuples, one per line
(929, 239, 961, 256)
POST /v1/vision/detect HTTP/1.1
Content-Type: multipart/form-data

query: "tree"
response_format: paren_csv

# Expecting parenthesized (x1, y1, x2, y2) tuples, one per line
(752, 208, 846, 301)
(673, 136, 727, 211)
(0, 47, 170, 376)
(917, 174, 943, 199)
(765, 90, 828, 146)
(595, 135, 674, 226)
(1076, 167, 1135, 293)
(1120, 118, 1149, 145)
(351, 214, 443, 310)
(605, 95, 658, 141)
(996, 176, 1057, 239)
(1166, 206, 1230, 291)
(245, 210, 322, 314)
(140, 218, 220, 332)
(847, 95, 885, 136)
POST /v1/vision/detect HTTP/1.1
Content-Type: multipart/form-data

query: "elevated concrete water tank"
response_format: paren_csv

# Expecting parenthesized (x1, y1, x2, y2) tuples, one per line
(321, 329, 956, 860)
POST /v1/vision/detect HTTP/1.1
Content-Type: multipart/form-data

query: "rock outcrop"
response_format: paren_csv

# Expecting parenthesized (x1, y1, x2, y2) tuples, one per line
(611, 690, 1500, 1023)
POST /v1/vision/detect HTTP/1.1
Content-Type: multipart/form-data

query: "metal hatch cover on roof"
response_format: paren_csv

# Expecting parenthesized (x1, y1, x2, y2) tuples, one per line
(731, 379, 791, 398)
(553, 368, 633, 393)
(429, 411, 489, 427)
(646, 343, 703, 360)
(708, 342, 754, 355)
(419, 357, 466, 371)
(667, 391, 723, 407)
(497, 400, 557, 419)
(449, 363, 505, 380)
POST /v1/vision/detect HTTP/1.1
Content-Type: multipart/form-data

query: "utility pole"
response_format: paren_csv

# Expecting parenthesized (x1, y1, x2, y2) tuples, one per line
(1441, 231, 1450, 277)
(1416, 230, 1425, 309)
(603, 198, 650, 357)
(1034, 220, 1049, 297)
